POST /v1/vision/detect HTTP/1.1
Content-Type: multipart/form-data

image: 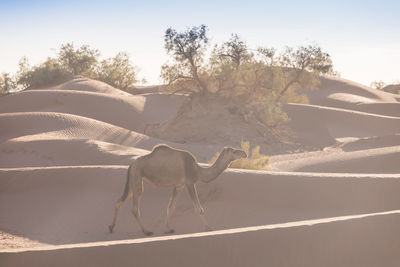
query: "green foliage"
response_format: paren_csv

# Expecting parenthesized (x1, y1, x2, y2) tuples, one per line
(162, 26, 334, 128)
(96, 52, 137, 90)
(0, 73, 16, 94)
(58, 43, 99, 76)
(162, 25, 209, 94)
(17, 57, 71, 89)
(8, 44, 138, 90)
(164, 25, 208, 63)
(277, 44, 332, 99)
(215, 34, 253, 70)
(229, 141, 269, 170)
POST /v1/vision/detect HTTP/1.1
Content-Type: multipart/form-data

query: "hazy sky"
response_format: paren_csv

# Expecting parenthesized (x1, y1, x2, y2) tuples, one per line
(1, 0, 399, 86)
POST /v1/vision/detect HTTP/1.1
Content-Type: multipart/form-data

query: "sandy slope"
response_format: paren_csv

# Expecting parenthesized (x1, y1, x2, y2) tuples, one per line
(50, 77, 133, 97)
(0, 111, 148, 145)
(307, 76, 399, 107)
(284, 103, 400, 147)
(3, 212, 400, 267)
(0, 111, 218, 164)
(270, 145, 400, 173)
(1, 76, 400, 265)
(0, 139, 148, 167)
(1, 166, 400, 246)
(0, 89, 184, 133)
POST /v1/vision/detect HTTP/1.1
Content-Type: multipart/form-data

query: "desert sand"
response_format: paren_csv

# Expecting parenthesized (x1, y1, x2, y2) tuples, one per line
(1, 76, 400, 266)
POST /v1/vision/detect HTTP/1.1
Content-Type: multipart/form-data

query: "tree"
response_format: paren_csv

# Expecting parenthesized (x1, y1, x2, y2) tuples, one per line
(162, 25, 209, 95)
(17, 57, 71, 89)
(278, 44, 333, 99)
(58, 43, 99, 76)
(96, 52, 137, 90)
(217, 34, 253, 70)
(0, 73, 15, 94)
(207, 34, 255, 96)
(370, 80, 385, 90)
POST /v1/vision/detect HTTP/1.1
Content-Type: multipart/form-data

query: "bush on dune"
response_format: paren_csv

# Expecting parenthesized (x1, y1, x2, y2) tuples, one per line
(96, 52, 137, 90)
(161, 25, 335, 128)
(17, 57, 72, 89)
(229, 141, 269, 170)
(58, 43, 100, 77)
(0, 72, 16, 94)
(211, 141, 269, 171)
(5, 43, 138, 92)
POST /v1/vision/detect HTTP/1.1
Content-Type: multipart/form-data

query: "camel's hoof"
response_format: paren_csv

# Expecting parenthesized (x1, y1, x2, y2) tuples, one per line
(165, 229, 175, 234)
(109, 225, 114, 233)
(144, 231, 153, 236)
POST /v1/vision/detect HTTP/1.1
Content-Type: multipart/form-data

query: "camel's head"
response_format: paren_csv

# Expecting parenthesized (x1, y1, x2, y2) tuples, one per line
(223, 147, 247, 161)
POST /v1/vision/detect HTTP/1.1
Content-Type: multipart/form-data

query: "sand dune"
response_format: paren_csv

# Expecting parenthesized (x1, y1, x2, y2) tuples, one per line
(1, 76, 400, 265)
(270, 145, 400, 173)
(50, 77, 133, 97)
(1, 166, 400, 247)
(284, 103, 400, 147)
(340, 134, 400, 151)
(348, 102, 400, 117)
(0, 139, 148, 168)
(0, 89, 183, 133)
(3, 211, 400, 267)
(0, 111, 219, 165)
(307, 76, 399, 106)
(0, 111, 147, 145)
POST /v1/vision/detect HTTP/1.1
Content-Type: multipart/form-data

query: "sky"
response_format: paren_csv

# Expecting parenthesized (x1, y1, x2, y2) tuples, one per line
(1, 0, 399, 86)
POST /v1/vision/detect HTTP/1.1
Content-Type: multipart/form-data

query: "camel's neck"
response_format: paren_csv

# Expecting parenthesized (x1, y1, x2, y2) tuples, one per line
(198, 152, 231, 183)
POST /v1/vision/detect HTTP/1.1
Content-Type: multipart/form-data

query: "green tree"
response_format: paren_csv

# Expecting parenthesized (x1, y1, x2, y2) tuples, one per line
(17, 57, 71, 89)
(278, 44, 333, 99)
(96, 52, 137, 90)
(208, 34, 254, 96)
(370, 80, 385, 90)
(58, 43, 99, 76)
(217, 34, 253, 70)
(161, 25, 209, 95)
(0, 73, 16, 94)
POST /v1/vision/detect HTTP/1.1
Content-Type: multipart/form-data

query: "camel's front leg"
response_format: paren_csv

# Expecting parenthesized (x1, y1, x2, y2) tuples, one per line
(186, 183, 212, 231)
(165, 186, 180, 234)
(132, 193, 153, 236)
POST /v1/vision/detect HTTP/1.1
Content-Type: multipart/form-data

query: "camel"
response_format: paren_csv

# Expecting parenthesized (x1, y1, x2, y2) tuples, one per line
(109, 144, 247, 235)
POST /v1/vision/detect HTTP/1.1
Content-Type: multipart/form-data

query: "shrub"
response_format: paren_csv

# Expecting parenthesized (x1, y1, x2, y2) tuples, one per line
(17, 57, 71, 89)
(229, 141, 269, 170)
(210, 141, 269, 171)
(0, 73, 16, 94)
(58, 43, 99, 76)
(13, 44, 138, 90)
(96, 52, 137, 90)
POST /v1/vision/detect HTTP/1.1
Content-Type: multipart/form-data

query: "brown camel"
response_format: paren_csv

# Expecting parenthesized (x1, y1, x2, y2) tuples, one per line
(109, 144, 247, 235)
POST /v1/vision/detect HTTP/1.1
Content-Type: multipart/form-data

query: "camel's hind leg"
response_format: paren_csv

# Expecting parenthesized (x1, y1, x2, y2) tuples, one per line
(165, 186, 180, 234)
(109, 165, 135, 233)
(109, 191, 132, 233)
(131, 175, 153, 236)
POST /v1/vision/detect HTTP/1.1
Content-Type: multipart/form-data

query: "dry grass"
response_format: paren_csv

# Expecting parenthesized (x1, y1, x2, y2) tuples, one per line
(229, 141, 269, 170)
(210, 141, 269, 171)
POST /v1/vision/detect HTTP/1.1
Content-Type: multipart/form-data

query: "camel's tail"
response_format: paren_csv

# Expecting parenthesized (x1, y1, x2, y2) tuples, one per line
(109, 163, 136, 233)
(120, 164, 133, 201)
